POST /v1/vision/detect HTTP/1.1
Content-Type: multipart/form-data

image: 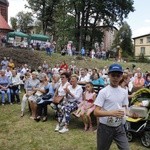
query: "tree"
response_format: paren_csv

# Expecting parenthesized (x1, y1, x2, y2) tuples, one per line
(53, 0, 76, 47)
(10, 17, 18, 30)
(26, 0, 60, 35)
(112, 21, 133, 56)
(67, 0, 134, 50)
(16, 11, 33, 33)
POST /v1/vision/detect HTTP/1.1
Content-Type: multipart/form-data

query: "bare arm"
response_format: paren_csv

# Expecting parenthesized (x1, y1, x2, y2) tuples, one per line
(94, 106, 124, 118)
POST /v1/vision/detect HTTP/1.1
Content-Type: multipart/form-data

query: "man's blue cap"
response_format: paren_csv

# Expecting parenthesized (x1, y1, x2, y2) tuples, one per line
(108, 64, 123, 73)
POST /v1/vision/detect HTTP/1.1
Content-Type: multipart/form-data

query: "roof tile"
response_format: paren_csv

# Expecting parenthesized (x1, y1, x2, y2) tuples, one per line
(0, 14, 11, 30)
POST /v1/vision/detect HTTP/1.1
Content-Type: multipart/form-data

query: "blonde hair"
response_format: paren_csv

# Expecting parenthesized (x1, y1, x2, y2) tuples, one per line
(119, 73, 129, 84)
(32, 71, 39, 76)
(71, 74, 79, 80)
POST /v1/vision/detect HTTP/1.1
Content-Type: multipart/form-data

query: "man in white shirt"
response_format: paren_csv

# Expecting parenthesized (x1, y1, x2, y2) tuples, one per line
(78, 68, 90, 84)
(20, 64, 28, 79)
(5, 67, 12, 79)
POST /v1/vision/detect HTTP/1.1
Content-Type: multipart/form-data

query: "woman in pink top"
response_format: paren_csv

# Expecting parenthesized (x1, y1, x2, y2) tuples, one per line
(74, 82, 96, 131)
(133, 72, 145, 92)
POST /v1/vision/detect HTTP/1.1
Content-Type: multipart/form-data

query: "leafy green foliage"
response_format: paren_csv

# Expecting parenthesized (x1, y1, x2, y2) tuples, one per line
(112, 22, 133, 56)
(138, 53, 150, 63)
(16, 11, 33, 33)
(26, 0, 60, 34)
(10, 17, 17, 30)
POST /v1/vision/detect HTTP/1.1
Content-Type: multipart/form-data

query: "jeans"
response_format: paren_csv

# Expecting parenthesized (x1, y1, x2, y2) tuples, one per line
(10, 87, 20, 103)
(0, 89, 11, 103)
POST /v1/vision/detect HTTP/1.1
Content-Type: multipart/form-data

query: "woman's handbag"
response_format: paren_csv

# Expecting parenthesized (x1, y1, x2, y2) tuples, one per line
(53, 96, 64, 104)
(42, 94, 52, 100)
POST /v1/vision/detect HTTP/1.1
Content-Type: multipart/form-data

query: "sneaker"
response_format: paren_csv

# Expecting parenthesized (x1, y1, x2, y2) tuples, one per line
(10, 103, 13, 105)
(20, 112, 24, 117)
(42, 116, 47, 122)
(55, 124, 60, 132)
(2, 103, 5, 106)
(59, 126, 69, 133)
(34, 116, 41, 122)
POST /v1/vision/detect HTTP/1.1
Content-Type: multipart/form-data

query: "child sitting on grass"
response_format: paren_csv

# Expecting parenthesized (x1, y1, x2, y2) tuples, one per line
(73, 82, 96, 131)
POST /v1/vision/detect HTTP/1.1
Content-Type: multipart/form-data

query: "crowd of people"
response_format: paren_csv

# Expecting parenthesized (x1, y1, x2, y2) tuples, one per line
(0, 56, 150, 148)
(60, 41, 111, 60)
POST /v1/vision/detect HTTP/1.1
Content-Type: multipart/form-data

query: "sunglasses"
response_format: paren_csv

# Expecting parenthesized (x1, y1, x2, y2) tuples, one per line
(61, 76, 66, 79)
(110, 73, 122, 78)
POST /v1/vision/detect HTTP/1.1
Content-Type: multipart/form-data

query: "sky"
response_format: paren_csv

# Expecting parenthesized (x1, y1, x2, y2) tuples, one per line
(8, 0, 150, 38)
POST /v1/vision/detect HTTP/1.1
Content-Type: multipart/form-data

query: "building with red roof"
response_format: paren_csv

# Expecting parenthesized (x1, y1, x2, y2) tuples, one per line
(0, 0, 12, 42)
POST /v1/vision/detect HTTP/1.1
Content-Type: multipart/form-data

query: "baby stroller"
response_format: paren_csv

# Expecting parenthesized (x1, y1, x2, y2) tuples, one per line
(126, 88, 150, 148)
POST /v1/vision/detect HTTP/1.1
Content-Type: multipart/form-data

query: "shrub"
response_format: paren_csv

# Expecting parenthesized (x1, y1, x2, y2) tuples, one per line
(138, 53, 150, 63)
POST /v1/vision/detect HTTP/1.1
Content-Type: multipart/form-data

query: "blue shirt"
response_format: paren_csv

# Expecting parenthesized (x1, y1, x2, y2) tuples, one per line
(81, 48, 85, 55)
(0, 76, 11, 87)
(91, 77, 104, 86)
(45, 82, 54, 96)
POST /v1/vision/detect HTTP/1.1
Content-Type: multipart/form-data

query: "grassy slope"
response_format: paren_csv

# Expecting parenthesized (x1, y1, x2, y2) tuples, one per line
(0, 47, 150, 72)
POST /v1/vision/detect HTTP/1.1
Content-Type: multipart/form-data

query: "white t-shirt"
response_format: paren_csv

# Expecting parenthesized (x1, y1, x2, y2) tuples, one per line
(52, 67, 60, 74)
(94, 85, 128, 127)
(5, 70, 12, 78)
(79, 75, 90, 82)
(58, 82, 70, 96)
(67, 85, 83, 102)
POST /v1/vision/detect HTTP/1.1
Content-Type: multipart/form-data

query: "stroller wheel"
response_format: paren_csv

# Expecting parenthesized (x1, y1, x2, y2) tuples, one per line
(126, 131, 133, 142)
(141, 131, 150, 148)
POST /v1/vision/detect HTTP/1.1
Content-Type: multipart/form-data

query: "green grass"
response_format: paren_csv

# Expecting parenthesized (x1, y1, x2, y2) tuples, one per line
(0, 103, 148, 150)
(40, 52, 150, 72)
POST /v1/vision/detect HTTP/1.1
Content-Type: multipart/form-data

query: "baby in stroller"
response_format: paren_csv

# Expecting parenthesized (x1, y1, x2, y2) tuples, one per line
(126, 88, 150, 148)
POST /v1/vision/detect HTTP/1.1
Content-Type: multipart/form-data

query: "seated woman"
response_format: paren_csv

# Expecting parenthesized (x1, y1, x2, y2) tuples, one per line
(51, 72, 70, 110)
(51, 73, 61, 92)
(55, 74, 83, 133)
(35, 73, 54, 122)
(21, 71, 40, 117)
(0, 70, 11, 105)
(91, 72, 104, 86)
(8, 59, 15, 70)
(28, 73, 49, 119)
(10, 70, 22, 103)
(133, 72, 145, 92)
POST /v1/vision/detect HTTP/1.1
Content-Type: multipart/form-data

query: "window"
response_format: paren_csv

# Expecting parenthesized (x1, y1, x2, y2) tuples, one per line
(140, 39, 143, 44)
(147, 37, 150, 43)
(140, 47, 145, 54)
